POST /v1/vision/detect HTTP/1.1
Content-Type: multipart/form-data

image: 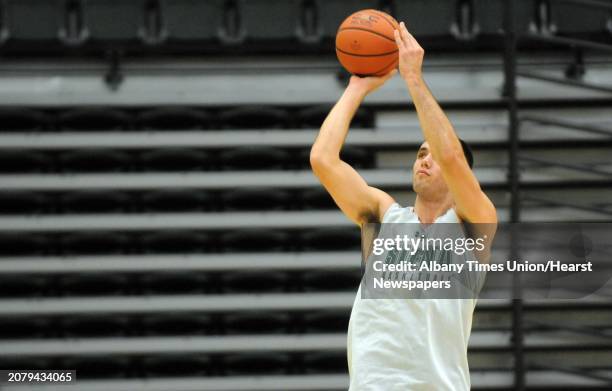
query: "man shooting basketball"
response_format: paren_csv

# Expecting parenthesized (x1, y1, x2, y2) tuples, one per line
(310, 21, 497, 390)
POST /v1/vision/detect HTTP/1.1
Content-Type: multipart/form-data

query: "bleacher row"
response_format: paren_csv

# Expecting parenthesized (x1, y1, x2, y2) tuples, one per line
(0, 146, 374, 173)
(0, 309, 354, 337)
(0, 188, 340, 214)
(0, 228, 360, 256)
(1, 187, 612, 217)
(0, 269, 362, 297)
(1, 351, 351, 378)
(0, 106, 372, 131)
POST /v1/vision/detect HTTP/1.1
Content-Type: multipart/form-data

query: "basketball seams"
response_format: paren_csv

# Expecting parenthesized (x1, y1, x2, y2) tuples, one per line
(369, 9, 399, 31)
(335, 47, 398, 57)
(337, 27, 395, 43)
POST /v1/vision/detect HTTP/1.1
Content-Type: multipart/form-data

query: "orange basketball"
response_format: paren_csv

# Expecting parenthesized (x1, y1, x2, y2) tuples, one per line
(336, 9, 399, 77)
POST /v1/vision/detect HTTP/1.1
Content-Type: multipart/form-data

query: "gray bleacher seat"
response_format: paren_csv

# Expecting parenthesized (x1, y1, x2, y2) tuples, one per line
(0, 150, 54, 173)
(137, 107, 213, 130)
(140, 189, 213, 212)
(140, 314, 215, 336)
(220, 230, 290, 252)
(138, 271, 212, 295)
(60, 190, 132, 213)
(224, 312, 292, 335)
(221, 188, 290, 211)
(60, 231, 132, 254)
(220, 146, 290, 170)
(218, 106, 289, 129)
(0, 191, 51, 214)
(59, 149, 132, 172)
(139, 230, 211, 253)
(58, 108, 132, 131)
(140, 355, 212, 377)
(0, 108, 51, 131)
(139, 148, 211, 171)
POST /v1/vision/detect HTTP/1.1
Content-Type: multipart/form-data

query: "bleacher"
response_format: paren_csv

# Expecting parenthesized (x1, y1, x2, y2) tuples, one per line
(0, 1, 611, 390)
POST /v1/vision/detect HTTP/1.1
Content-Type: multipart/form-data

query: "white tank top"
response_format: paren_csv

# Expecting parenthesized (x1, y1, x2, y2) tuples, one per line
(347, 203, 477, 391)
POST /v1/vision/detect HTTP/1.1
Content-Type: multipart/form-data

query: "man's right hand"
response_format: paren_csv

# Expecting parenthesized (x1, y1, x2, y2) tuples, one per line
(347, 69, 397, 97)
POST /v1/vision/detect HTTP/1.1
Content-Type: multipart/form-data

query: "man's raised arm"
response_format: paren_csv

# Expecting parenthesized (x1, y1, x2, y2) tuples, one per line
(310, 72, 396, 226)
(394, 22, 496, 225)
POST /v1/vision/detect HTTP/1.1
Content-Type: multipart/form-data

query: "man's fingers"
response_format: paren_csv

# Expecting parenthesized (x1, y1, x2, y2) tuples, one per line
(399, 21, 412, 47)
(393, 29, 405, 50)
(399, 21, 421, 50)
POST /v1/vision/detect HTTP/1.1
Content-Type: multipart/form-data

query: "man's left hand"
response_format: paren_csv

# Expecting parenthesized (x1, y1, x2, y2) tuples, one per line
(394, 21, 424, 84)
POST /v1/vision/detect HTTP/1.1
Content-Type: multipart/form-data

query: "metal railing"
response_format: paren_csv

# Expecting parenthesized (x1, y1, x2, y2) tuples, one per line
(504, 1, 612, 389)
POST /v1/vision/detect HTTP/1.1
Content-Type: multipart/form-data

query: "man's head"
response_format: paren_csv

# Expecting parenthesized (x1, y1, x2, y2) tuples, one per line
(412, 139, 473, 197)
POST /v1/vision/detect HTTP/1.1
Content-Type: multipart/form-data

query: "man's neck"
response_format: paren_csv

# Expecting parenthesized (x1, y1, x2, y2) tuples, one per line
(414, 194, 453, 224)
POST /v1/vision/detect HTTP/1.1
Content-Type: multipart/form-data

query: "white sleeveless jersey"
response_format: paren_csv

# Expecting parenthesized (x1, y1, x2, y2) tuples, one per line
(347, 203, 477, 391)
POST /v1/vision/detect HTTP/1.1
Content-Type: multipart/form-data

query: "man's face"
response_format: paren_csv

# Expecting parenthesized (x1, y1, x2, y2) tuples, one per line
(412, 141, 449, 195)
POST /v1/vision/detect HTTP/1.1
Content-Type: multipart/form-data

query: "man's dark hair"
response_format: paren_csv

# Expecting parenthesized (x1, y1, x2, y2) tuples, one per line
(459, 138, 474, 169)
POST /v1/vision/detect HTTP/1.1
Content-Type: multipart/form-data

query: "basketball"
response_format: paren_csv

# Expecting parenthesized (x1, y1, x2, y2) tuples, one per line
(335, 9, 399, 77)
